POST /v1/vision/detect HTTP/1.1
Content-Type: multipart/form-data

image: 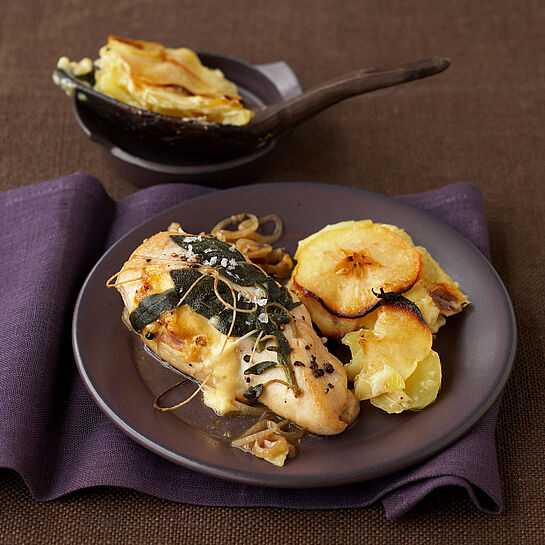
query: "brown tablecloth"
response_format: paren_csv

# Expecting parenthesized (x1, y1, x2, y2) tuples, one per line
(1, 1, 543, 543)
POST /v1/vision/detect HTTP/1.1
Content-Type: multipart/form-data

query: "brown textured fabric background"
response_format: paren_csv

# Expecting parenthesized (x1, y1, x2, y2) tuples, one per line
(1, 1, 543, 543)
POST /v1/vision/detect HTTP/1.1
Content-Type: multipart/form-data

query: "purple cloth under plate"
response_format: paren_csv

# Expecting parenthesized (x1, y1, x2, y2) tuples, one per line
(0, 173, 501, 519)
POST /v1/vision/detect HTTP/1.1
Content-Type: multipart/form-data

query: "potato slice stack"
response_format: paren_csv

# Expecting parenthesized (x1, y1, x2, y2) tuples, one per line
(93, 36, 254, 125)
(342, 297, 442, 413)
(289, 220, 468, 414)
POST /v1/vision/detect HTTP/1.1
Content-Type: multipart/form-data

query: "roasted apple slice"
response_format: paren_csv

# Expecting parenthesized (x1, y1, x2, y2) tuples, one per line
(290, 220, 422, 336)
(293, 220, 422, 317)
(341, 294, 433, 401)
(288, 279, 375, 339)
(370, 349, 442, 413)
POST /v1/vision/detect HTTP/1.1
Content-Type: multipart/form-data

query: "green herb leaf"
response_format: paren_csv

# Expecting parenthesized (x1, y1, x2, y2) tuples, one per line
(129, 288, 180, 331)
(170, 234, 298, 306)
(170, 269, 254, 336)
(243, 361, 277, 376)
(243, 384, 264, 403)
(168, 234, 301, 394)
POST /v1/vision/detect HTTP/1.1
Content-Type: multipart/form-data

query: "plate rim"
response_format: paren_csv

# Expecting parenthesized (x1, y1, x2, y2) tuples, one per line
(72, 181, 517, 488)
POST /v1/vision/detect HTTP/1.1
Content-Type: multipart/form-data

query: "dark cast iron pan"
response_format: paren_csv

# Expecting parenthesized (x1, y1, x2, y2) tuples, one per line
(54, 55, 450, 157)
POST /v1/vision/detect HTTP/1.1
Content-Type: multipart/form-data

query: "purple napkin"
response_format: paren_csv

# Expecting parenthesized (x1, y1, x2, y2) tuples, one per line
(0, 173, 501, 519)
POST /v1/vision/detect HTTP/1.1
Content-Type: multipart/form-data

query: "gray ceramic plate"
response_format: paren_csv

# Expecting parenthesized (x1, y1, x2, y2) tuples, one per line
(72, 183, 516, 487)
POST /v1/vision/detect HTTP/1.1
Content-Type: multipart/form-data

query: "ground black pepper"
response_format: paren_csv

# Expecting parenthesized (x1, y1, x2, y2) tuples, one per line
(309, 356, 324, 377)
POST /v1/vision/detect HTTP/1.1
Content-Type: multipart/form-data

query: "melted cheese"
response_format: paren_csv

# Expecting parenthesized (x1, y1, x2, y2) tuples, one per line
(163, 305, 240, 414)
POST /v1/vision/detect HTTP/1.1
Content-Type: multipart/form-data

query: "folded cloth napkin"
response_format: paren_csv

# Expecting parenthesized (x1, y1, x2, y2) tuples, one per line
(0, 173, 501, 519)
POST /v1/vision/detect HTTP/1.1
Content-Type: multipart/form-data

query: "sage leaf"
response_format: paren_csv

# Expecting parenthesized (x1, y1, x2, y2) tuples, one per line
(168, 235, 301, 394)
(243, 361, 277, 376)
(129, 288, 180, 331)
(243, 384, 264, 403)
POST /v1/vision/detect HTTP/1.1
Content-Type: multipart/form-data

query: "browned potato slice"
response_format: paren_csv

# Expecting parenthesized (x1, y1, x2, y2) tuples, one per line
(342, 296, 433, 401)
(92, 36, 253, 125)
(292, 221, 422, 320)
(370, 349, 442, 413)
(404, 245, 469, 333)
(376, 223, 469, 332)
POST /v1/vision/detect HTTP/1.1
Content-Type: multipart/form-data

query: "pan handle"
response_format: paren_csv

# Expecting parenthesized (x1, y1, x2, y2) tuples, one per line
(249, 57, 450, 139)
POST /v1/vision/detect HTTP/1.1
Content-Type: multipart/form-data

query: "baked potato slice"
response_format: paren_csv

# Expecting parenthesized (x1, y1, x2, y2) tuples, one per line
(404, 245, 469, 333)
(372, 222, 469, 332)
(292, 220, 422, 320)
(92, 36, 253, 125)
(342, 295, 433, 401)
(370, 349, 442, 413)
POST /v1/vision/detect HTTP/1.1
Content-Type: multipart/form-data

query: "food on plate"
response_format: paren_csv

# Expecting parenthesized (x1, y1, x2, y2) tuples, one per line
(290, 218, 468, 415)
(289, 220, 422, 338)
(377, 223, 469, 332)
(108, 222, 359, 462)
(231, 412, 304, 466)
(107, 212, 468, 464)
(342, 293, 433, 401)
(289, 220, 468, 338)
(211, 213, 294, 281)
(369, 350, 442, 413)
(341, 292, 442, 413)
(55, 35, 253, 125)
(403, 245, 469, 333)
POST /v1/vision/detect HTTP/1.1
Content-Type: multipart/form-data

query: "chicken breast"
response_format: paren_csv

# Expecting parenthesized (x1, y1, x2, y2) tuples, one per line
(112, 224, 359, 435)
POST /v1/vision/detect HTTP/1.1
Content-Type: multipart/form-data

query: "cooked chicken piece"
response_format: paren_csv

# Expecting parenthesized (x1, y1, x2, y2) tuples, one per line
(112, 225, 359, 436)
